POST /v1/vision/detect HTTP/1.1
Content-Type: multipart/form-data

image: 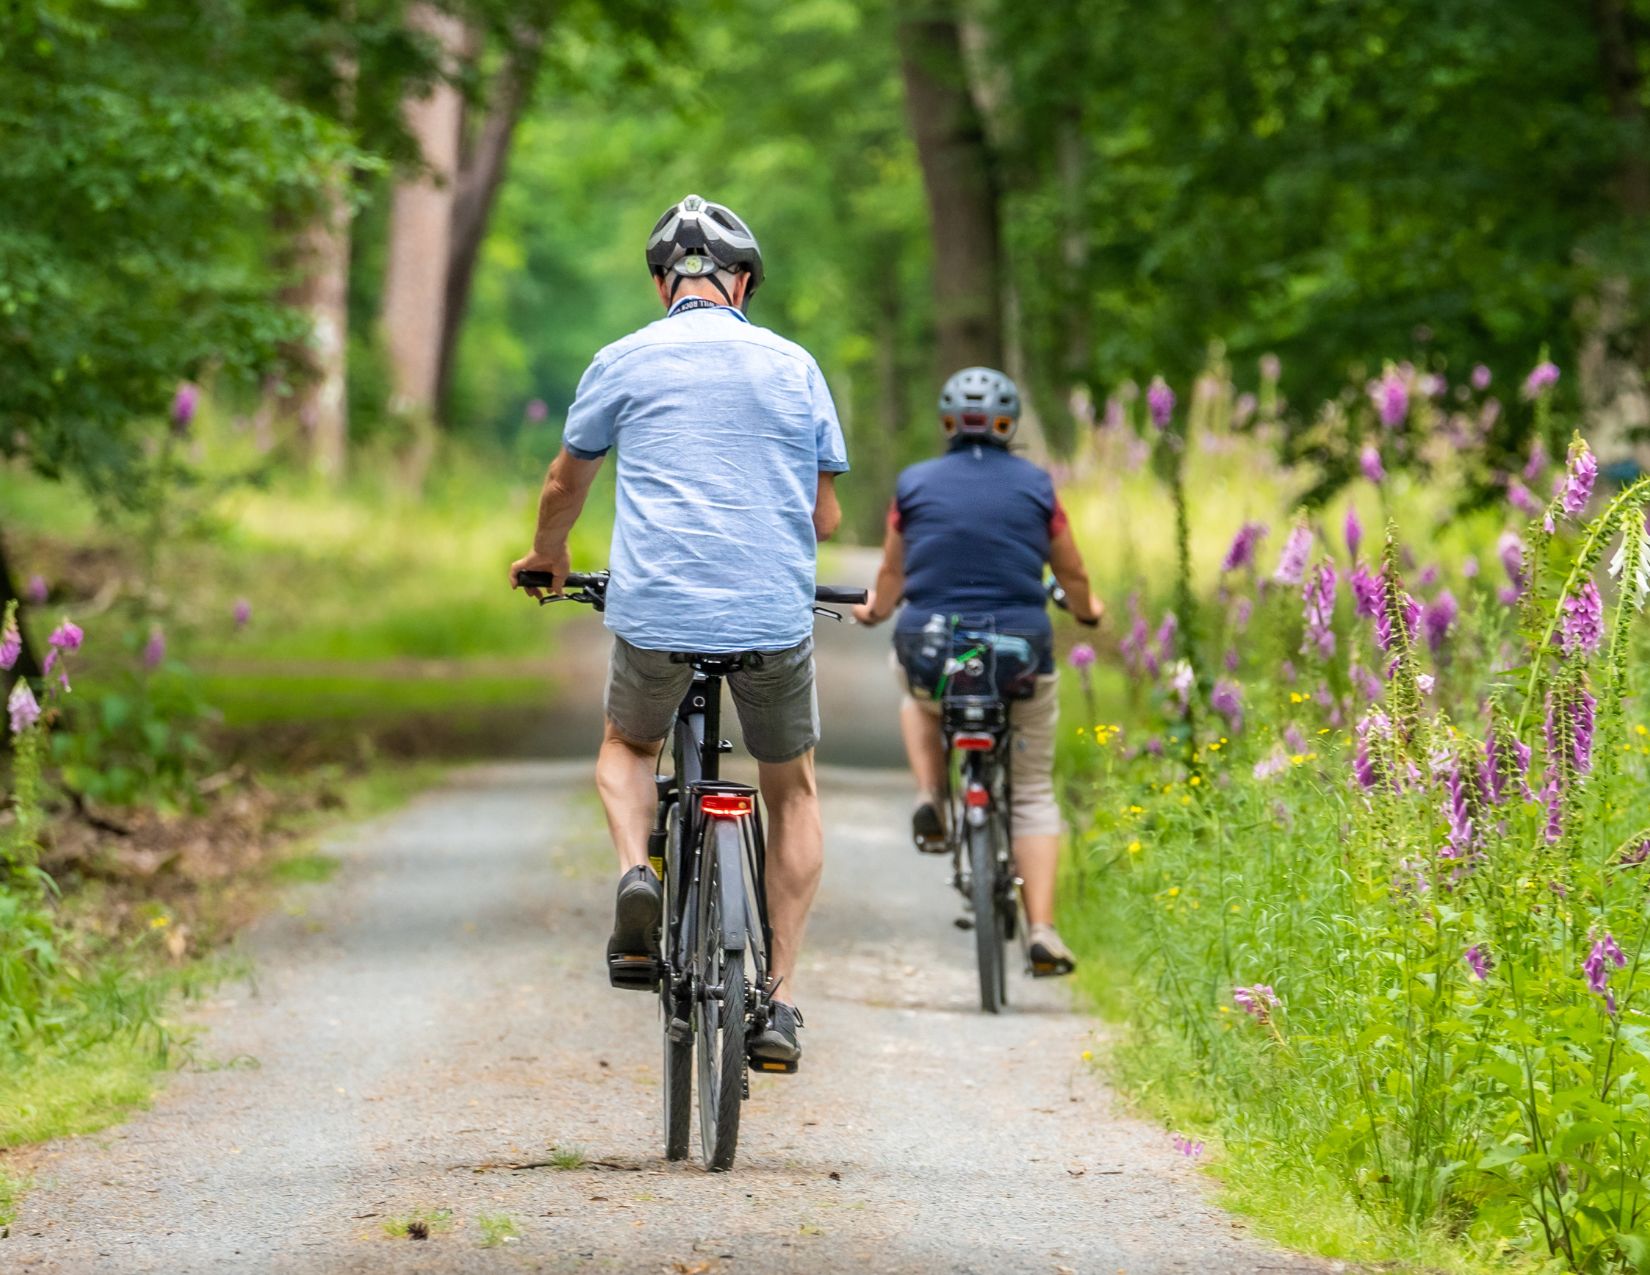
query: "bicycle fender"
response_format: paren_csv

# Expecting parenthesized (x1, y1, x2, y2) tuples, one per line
(711, 819, 749, 954)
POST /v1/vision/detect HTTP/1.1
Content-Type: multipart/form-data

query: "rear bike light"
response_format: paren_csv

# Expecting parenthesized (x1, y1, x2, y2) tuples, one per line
(964, 786, 991, 809)
(953, 733, 995, 751)
(700, 793, 754, 819)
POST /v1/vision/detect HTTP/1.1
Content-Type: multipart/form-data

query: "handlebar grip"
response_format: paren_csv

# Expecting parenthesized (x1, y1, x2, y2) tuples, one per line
(1046, 581, 1071, 611)
(515, 570, 560, 589)
(814, 585, 868, 605)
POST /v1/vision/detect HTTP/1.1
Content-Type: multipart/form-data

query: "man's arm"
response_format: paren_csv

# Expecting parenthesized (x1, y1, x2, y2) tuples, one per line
(852, 523, 906, 626)
(1048, 526, 1103, 626)
(510, 447, 605, 596)
(813, 471, 842, 542)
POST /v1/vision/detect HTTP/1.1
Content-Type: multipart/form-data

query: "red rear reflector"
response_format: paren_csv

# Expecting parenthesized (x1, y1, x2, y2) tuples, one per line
(700, 793, 753, 819)
(964, 786, 990, 809)
(954, 733, 995, 751)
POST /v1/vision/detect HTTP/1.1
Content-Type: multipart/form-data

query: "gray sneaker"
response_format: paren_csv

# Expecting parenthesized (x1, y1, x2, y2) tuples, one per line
(1027, 925, 1076, 978)
(606, 865, 662, 990)
(749, 1001, 804, 1072)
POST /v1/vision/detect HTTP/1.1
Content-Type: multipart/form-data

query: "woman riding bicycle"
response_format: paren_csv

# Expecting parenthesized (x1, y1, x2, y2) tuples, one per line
(853, 367, 1102, 977)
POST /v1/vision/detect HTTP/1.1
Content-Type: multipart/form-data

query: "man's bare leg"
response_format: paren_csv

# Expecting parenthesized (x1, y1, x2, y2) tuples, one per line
(595, 720, 660, 872)
(756, 751, 824, 1003)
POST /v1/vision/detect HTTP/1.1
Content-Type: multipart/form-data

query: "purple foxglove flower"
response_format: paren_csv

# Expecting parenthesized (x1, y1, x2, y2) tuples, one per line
(1344, 508, 1363, 561)
(1359, 445, 1386, 484)
(1561, 439, 1597, 520)
(1220, 522, 1269, 573)
(1350, 564, 1382, 619)
(1280, 658, 1297, 684)
(1524, 439, 1549, 482)
(1273, 523, 1313, 586)
(1507, 478, 1543, 518)
(1211, 678, 1243, 729)
(1585, 933, 1627, 1014)
(25, 574, 47, 605)
(1371, 370, 1409, 428)
(1444, 761, 1479, 858)
(1068, 643, 1097, 672)
(1542, 771, 1563, 845)
(143, 626, 166, 670)
(1146, 376, 1176, 429)
(1155, 612, 1179, 663)
(1559, 582, 1603, 657)
(1120, 597, 1153, 677)
(1523, 361, 1561, 399)
(1471, 364, 1492, 391)
(1224, 647, 1240, 671)
(1482, 729, 1534, 806)
(1418, 564, 1439, 588)
(1465, 945, 1490, 981)
(1353, 710, 1391, 790)
(1253, 750, 1289, 780)
(1416, 672, 1436, 694)
(1283, 724, 1309, 754)
(1168, 660, 1194, 711)
(525, 397, 549, 423)
(7, 681, 40, 733)
(1231, 596, 1253, 631)
(1420, 372, 1447, 399)
(1498, 532, 1526, 593)
(1233, 393, 1257, 427)
(234, 598, 252, 629)
(1421, 590, 1457, 652)
(1301, 562, 1337, 658)
(1622, 840, 1650, 866)
(170, 382, 199, 431)
(1351, 663, 1382, 700)
(1462, 555, 1479, 579)
(1260, 353, 1281, 383)
(48, 620, 83, 652)
(1573, 687, 1596, 775)
(1232, 984, 1280, 1022)
(0, 618, 19, 672)
(1375, 581, 1419, 654)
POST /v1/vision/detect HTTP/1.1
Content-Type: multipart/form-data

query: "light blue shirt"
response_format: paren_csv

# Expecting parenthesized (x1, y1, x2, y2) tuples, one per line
(562, 301, 850, 653)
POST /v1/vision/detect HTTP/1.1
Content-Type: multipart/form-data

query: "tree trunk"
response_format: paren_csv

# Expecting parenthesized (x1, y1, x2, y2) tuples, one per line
(435, 26, 547, 411)
(379, 4, 467, 418)
(277, 172, 354, 480)
(0, 529, 43, 686)
(896, 5, 1004, 380)
(1580, 0, 1650, 467)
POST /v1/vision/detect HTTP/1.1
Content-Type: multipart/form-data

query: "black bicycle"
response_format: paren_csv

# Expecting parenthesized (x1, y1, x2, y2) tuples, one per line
(928, 618, 1028, 1014)
(519, 569, 864, 1170)
(926, 587, 1090, 1013)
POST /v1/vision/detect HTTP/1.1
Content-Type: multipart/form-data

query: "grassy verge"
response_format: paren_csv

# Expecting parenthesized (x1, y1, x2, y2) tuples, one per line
(0, 760, 443, 1228)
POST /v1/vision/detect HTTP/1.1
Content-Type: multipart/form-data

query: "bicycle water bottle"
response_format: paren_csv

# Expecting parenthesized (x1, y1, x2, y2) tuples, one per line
(919, 613, 948, 665)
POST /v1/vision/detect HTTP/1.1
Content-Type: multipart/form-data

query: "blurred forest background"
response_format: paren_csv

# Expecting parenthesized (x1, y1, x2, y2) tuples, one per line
(7, 0, 1650, 747)
(11, 0, 1650, 546)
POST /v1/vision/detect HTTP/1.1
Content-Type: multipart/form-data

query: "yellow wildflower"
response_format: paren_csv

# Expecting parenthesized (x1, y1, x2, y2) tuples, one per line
(1127, 840, 1142, 854)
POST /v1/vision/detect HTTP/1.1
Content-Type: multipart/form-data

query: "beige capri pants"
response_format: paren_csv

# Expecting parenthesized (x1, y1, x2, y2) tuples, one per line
(894, 658, 1062, 839)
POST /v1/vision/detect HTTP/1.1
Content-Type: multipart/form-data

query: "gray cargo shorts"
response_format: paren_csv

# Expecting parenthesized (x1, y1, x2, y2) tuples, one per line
(605, 636, 820, 764)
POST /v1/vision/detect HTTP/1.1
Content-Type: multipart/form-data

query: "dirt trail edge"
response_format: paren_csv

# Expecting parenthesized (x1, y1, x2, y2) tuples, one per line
(6, 596, 1331, 1274)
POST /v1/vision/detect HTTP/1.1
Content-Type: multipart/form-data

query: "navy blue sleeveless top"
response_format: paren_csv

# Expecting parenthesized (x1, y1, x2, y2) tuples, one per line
(891, 442, 1065, 670)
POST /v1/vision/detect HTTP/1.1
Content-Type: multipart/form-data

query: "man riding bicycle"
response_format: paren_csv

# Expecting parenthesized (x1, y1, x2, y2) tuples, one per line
(853, 367, 1100, 977)
(510, 194, 848, 1068)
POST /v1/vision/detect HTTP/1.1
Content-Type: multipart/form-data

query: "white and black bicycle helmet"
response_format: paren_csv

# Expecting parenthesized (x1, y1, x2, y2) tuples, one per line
(939, 366, 1020, 444)
(646, 194, 764, 305)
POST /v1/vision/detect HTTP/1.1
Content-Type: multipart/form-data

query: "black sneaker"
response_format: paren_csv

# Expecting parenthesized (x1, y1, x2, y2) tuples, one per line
(911, 802, 947, 854)
(1027, 925, 1077, 978)
(606, 865, 662, 990)
(749, 1002, 804, 1072)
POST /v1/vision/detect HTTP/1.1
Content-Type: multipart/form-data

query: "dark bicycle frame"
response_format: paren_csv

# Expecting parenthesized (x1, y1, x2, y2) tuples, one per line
(518, 568, 862, 1169)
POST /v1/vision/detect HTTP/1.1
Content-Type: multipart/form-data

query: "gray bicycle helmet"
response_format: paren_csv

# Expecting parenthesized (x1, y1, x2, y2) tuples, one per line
(645, 194, 764, 304)
(939, 366, 1020, 444)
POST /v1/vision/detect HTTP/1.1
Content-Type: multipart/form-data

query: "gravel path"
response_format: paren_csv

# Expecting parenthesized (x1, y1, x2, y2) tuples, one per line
(4, 604, 1330, 1274)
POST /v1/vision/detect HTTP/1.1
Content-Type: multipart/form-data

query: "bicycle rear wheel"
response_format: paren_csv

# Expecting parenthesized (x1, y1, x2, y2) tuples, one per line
(968, 815, 1008, 1014)
(660, 803, 691, 1162)
(694, 819, 748, 1170)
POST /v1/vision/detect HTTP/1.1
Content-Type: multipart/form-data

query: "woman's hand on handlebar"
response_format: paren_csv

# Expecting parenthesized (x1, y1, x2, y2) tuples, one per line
(510, 547, 568, 599)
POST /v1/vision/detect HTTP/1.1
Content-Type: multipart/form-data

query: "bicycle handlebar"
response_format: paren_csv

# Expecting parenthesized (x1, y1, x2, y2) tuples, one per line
(1046, 579, 1100, 629)
(515, 570, 866, 607)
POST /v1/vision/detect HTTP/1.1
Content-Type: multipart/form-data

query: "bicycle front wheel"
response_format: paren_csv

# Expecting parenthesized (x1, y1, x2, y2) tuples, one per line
(694, 818, 748, 1171)
(968, 815, 1007, 1014)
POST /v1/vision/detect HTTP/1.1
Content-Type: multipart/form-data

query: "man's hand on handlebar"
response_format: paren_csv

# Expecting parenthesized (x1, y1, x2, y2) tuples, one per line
(510, 547, 568, 599)
(852, 588, 886, 627)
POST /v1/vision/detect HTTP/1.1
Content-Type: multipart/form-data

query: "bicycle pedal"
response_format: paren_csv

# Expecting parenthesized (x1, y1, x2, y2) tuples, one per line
(953, 916, 975, 931)
(748, 1057, 799, 1075)
(607, 954, 660, 991)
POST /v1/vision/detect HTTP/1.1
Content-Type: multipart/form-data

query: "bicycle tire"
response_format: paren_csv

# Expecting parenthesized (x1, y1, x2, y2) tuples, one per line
(660, 803, 691, 1162)
(969, 816, 1006, 1013)
(694, 819, 747, 1170)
